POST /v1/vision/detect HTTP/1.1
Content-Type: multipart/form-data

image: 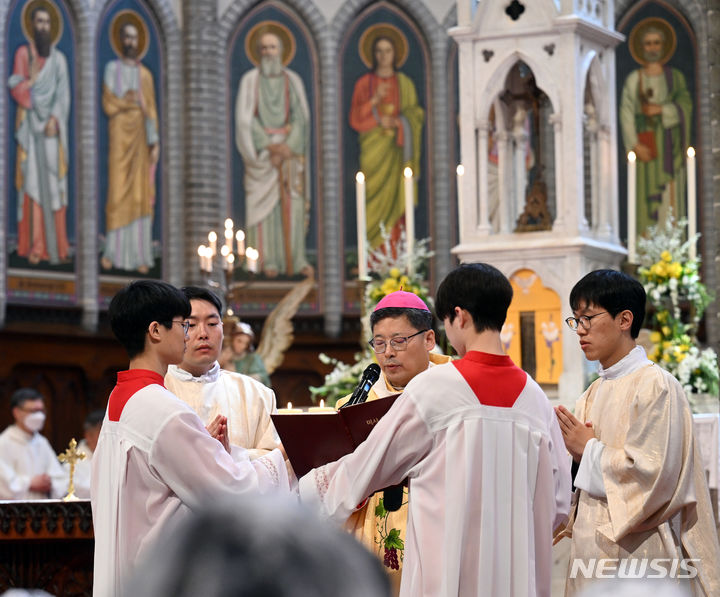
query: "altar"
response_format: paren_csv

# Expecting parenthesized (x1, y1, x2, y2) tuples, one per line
(0, 500, 93, 596)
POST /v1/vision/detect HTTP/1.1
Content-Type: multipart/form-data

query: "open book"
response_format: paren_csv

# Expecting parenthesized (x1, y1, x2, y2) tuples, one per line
(271, 394, 401, 477)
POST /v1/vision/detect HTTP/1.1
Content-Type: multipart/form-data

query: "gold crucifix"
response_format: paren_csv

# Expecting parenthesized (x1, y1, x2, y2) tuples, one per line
(58, 438, 87, 502)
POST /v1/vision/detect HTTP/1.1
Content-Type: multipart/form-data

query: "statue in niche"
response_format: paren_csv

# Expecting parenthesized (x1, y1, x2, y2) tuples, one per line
(500, 62, 552, 232)
(235, 21, 312, 278)
(8, 0, 70, 266)
(619, 17, 692, 237)
(349, 24, 424, 252)
(101, 10, 159, 274)
(516, 178, 551, 231)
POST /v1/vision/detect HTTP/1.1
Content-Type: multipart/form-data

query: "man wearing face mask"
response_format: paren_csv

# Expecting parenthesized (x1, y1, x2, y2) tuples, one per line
(0, 387, 67, 499)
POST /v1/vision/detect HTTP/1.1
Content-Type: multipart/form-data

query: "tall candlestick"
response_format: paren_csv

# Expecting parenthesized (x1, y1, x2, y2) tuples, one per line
(627, 151, 637, 264)
(355, 172, 367, 280)
(403, 167, 414, 275)
(246, 247, 259, 273)
(236, 229, 245, 256)
(208, 231, 217, 256)
(198, 245, 207, 272)
(686, 147, 696, 260)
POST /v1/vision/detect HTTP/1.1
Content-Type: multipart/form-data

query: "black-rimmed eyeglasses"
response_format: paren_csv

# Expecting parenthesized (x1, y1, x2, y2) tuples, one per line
(368, 329, 429, 354)
(565, 312, 608, 331)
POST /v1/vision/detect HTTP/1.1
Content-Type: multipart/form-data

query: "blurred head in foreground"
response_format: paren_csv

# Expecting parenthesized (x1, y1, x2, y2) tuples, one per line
(125, 495, 391, 597)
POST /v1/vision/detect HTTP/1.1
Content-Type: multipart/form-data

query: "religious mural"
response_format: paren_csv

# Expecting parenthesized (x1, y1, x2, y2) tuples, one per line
(617, 4, 695, 240)
(342, 3, 429, 273)
(229, 5, 317, 281)
(6, 0, 75, 275)
(98, 1, 162, 277)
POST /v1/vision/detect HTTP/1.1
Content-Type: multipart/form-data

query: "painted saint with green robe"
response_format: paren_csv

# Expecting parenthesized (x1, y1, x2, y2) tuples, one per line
(620, 18, 692, 237)
(349, 30, 424, 252)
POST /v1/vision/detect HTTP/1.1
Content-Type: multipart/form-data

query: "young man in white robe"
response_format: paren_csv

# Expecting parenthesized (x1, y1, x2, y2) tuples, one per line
(91, 281, 290, 597)
(555, 269, 720, 595)
(336, 290, 452, 593)
(0, 387, 67, 499)
(164, 287, 280, 461)
(300, 263, 572, 597)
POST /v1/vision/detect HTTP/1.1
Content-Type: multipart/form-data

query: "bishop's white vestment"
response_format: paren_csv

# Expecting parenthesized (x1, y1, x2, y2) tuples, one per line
(300, 351, 572, 597)
(91, 369, 290, 597)
(165, 363, 279, 460)
(0, 424, 67, 499)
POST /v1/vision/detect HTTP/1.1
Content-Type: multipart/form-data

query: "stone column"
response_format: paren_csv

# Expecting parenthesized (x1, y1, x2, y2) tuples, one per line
(182, 0, 221, 287)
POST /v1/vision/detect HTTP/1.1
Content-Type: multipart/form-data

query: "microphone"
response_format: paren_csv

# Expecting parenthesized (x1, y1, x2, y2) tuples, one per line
(342, 363, 381, 407)
(383, 484, 404, 512)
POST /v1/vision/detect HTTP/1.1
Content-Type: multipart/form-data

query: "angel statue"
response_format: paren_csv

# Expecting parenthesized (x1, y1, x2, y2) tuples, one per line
(220, 276, 314, 385)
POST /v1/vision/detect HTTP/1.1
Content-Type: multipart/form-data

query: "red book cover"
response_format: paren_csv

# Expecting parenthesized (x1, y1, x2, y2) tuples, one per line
(271, 394, 401, 477)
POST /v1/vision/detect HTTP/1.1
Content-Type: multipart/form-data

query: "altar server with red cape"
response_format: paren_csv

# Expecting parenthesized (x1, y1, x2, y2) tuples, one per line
(300, 263, 571, 597)
(91, 281, 290, 597)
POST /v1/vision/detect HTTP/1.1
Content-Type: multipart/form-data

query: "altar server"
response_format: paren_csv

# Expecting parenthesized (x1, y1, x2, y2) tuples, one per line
(555, 269, 720, 595)
(91, 281, 290, 597)
(300, 262, 571, 597)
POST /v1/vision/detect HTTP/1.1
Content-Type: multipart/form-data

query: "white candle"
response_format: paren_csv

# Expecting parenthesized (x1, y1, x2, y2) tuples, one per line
(224, 228, 233, 253)
(308, 398, 335, 413)
(207, 231, 217, 256)
(226, 252, 235, 271)
(686, 147, 696, 260)
(246, 247, 259, 273)
(403, 167, 414, 275)
(355, 172, 367, 280)
(205, 246, 213, 272)
(627, 151, 636, 264)
(277, 401, 303, 414)
(236, 230, 245, 256)
(456, 164, 464, 207)
(198, 245, 207, 272)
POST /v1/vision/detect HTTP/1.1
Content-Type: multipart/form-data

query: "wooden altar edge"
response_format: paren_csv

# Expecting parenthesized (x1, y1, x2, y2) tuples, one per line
(0, 500, 93, 540)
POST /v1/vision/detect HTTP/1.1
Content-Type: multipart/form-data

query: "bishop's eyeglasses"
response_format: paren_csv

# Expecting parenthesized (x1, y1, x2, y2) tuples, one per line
(368, 329, 429, 354)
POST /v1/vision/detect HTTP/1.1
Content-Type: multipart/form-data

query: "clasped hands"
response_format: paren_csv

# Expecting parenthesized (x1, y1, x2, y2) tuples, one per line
(554, 405, 596, 463)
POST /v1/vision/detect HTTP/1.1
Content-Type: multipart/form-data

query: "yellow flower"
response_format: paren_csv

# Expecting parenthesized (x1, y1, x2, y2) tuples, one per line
(381, 278, 399, 295)
(399, 276, 410, 288)
(650, 262, 667, 278)
(389, 268, 401, 279)
(668, 262, 683, 279)
(656, 311, 668, 323)
(661, 326, 671, 337)
(650, 331, 662, 344)
(660, 250, 672, 263)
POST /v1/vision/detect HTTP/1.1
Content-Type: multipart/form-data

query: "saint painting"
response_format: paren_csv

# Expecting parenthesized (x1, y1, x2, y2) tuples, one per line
(8, 0, 70, 266)
(619, 17, 692, 236)
(101, 10, 159, 274)
(348, 24, 424, 251)
(234, 21, 312, 277)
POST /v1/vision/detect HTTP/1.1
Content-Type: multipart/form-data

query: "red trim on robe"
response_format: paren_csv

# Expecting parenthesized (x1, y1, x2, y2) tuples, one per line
(453, 351, 527, 408)
(108, 369, 165, 421)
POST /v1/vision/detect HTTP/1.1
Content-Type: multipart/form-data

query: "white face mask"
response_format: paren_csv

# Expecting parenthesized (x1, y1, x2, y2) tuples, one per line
(24, 411, 46, 433)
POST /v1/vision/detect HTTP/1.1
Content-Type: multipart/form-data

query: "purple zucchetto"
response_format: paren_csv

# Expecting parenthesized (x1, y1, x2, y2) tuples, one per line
(373, 290, 430, 312)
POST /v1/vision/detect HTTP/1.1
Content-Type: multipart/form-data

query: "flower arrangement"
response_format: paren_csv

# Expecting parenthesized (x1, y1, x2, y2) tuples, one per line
(636, 214, 719, 403)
